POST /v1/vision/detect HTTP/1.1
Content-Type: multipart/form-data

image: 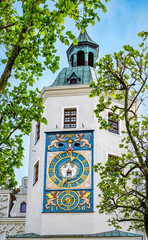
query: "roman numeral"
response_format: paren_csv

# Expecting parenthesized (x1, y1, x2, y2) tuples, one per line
(81, 159, 87, 163)
(50, 176, 56, 183)
(81, 175, 87, 181)
(67, 183, 72, 188)
(57, 182, 63, 187)
(84, 167, 90, 172)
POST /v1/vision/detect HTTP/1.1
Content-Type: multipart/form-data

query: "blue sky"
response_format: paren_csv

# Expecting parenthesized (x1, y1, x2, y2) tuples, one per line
(14, 0, 148, 185)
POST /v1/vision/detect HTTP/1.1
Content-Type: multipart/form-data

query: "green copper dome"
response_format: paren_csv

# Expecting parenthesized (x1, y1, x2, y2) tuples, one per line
(77, 30, 98, 45)
(51, 66, 98, 86)
(51, 30, 99, 87)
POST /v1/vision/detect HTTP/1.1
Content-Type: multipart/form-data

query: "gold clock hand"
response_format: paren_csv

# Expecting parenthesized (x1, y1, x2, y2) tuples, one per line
(69, 151, 75, 162)
(62, 178, 67, 184)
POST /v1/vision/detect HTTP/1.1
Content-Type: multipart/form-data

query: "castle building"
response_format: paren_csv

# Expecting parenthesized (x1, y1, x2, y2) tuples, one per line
(7, 31, 143, 240)
(0, 177, 28, 240)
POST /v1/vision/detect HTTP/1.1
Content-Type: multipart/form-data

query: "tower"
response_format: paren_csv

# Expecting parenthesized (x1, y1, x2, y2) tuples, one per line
(8, 31, 143, 240)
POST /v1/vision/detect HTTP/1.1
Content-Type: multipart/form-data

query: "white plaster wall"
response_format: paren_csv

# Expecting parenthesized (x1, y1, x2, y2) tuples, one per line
(25, 85, 136, 236)
(0, 190, 11, 218)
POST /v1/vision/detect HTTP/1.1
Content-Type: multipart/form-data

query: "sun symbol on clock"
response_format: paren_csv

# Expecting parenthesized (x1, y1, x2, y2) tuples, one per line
(63, 195, 74, 205)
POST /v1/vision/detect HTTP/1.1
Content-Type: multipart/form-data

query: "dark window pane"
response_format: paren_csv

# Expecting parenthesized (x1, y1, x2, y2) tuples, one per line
(77, 51, 84, 66)
(34, 162, 39, 184)
(64, 109, 76, 129)
(113, 122, 118, 128)
(70, 79, 77, 84)
(108, 113, 119, 134)
(36, 122, 40, 142)
(71, 111, 76, 115)
(71, 117, 76, 121)
(88, 52, 94, 67)
(65, 111, 70, 116)
(65, 117, 70, 122)
(20, 203, 26, 213)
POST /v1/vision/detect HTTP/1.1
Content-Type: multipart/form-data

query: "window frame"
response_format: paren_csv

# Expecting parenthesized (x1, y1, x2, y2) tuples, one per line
(20, 202, 26, 213)
(33, 161, 39, 185)
(64, 108, 77, 129)
(35, 122, 40, 143)
(108, 112, 119, 134)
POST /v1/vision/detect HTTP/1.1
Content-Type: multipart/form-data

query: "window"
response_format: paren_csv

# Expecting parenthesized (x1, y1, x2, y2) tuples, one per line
(20, 202, 26, 213)
(34, 161, 39, 184)
(88, 52, 94, 67)
(107, 154, 119, 173)
(64, 109, 76, 128)
(77, 51, 84, 66)
(35, 122, 40, 142)
(70, 78, 77, 84)
(71, 55, 74, 67)
(108, 112, 119, 134)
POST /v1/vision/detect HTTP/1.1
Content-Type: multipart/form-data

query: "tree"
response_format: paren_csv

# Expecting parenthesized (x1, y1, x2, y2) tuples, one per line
(90, 32, 148, 236)
(0, 0, 109, 188)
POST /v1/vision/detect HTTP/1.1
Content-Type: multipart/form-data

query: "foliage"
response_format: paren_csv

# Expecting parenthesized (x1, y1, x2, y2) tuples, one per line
(0, 81, 47, 188)
(90, 32, 148, 235)
(0, 0, 110, 188)
(0, 0, 110, 94)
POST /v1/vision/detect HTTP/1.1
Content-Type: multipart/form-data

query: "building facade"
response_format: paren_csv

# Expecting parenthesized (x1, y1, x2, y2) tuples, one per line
(7, 31, 144, 240)
(0, 177, 27, 240)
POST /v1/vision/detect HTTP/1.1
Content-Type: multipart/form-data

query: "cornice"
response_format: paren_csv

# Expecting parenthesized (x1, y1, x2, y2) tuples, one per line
(0, 218, 25, 223)
(0, 190, 11, 194)
(41, 85, 91, 104)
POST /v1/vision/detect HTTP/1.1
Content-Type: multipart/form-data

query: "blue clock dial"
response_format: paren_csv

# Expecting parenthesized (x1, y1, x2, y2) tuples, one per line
(57, 190, 79, 211)
(48, 151, 90, 189)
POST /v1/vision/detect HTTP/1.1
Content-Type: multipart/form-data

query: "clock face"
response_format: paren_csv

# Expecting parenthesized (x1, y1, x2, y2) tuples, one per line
(48, 151, 90, 189)
(57, 190, 79, 211)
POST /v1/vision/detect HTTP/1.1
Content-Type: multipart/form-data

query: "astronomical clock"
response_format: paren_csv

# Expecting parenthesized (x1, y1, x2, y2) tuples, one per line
(43, 131, 93, 213)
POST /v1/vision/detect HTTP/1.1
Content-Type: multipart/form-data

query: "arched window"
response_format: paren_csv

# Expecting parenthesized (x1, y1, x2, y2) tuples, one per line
(70, 79, 77, 84)
(77, 51, 84, 66)
(71, 55, 74, 67)
(20, 202, 26, 213)
(88, 52, 94, 67)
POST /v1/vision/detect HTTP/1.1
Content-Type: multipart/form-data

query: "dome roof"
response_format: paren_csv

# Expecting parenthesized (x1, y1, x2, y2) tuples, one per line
(51, 66, 98, 87)
(77, 30, 98, 46)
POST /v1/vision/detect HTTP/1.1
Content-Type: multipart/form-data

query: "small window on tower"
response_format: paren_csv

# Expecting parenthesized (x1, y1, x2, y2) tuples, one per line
(108, 112, 119, 134)
(77, 51, 84, 66)
(70, 79, 77, 84)
(35, 122, 40, 143)
(88, 52, 94, 67)
(33, 161, 39, 184)
(71, 55, 74, 67)
(64, 109, 76, 128)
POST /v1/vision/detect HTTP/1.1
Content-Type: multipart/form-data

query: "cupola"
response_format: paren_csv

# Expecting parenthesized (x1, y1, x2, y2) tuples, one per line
(67, 30, 99, 68)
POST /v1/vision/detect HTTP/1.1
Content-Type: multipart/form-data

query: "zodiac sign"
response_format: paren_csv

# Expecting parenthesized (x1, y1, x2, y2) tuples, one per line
(48, 134, 65, 150)
(74, 133, 91, 149)
(45, 191, 60, 209)
(77, 190, 91, 209)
